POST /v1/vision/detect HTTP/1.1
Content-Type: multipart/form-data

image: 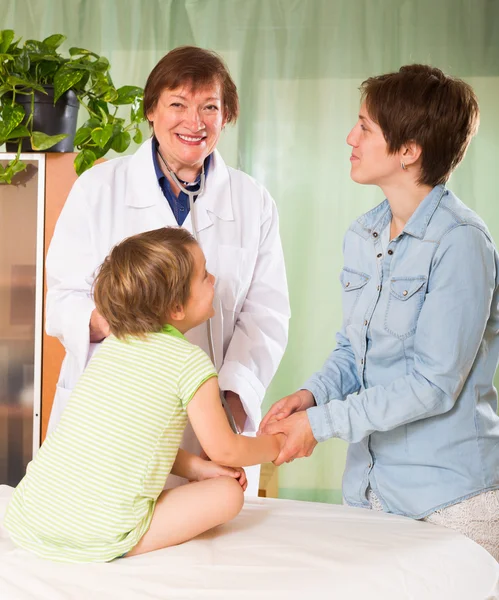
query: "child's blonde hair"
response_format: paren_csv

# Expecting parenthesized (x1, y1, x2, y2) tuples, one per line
(93, 227, 197, 339)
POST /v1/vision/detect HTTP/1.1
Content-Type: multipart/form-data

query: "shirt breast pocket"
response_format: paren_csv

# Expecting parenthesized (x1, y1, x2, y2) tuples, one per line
(384, 276, 427, 339)
(340, 267, 370, 325)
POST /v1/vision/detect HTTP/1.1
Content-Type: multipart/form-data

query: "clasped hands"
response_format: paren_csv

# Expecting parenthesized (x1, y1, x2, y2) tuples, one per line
(258, 389, 318, 466)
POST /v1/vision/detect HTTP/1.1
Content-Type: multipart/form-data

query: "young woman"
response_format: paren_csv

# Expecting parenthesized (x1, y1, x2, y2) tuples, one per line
(261, 65, 499, 560)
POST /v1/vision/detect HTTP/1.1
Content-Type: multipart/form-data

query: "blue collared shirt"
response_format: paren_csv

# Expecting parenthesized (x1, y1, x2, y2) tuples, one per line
(151, 139, 211, 226)
(304, 185, 499, 518)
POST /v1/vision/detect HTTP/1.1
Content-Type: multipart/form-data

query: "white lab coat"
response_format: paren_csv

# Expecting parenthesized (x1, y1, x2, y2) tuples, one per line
(45, 138, 290, 496)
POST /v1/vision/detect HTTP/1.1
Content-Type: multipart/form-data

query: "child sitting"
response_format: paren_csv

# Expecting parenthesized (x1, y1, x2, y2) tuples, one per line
(4, 227, 285, 562)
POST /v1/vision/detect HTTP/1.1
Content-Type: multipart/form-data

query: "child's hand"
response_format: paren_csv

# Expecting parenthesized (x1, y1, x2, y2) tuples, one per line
(195, 459, 247, 491)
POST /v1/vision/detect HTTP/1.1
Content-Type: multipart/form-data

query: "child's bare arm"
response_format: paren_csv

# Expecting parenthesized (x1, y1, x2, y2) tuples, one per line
(187, 377, 284, 467)
(170, 449, 205, 480)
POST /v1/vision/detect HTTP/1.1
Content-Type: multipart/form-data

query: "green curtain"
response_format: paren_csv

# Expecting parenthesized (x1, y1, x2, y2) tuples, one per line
(4, 0, 499, 503)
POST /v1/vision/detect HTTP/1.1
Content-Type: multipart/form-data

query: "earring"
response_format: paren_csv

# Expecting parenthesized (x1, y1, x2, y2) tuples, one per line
(401, 161, 407, 170)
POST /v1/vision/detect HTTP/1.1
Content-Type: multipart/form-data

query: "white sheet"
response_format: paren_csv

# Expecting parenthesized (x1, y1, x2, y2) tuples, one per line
(0, 484, 497, 600)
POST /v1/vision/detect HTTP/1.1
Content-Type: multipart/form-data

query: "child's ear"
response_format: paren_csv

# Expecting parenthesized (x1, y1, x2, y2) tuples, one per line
(169, 305, 185, 321)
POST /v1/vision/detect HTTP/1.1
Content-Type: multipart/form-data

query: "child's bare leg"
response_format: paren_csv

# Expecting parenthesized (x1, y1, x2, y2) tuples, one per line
(126, 476, 244, 557)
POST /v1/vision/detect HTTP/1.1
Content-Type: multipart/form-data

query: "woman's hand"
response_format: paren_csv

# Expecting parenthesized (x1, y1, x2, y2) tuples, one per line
(194, 459, 248, 491)
(259, 389, 316, 434)
(264, 412, 318, 466)
(89, 309, 110, 342)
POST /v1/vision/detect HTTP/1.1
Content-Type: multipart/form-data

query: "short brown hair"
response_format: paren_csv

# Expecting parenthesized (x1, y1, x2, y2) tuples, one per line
(144, 46, 239, 124)
(93, 228, 196, 339)
(360, 64, 480, 187)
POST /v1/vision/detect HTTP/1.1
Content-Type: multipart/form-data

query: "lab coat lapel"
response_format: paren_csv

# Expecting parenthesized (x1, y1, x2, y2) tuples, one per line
(125, 137, 178, 226)
(192, 150, 234, 234)
(125, 140, 234, 233)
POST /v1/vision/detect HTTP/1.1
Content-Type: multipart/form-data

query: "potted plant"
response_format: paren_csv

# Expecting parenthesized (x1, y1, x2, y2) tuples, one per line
(0, 30, 145, 184)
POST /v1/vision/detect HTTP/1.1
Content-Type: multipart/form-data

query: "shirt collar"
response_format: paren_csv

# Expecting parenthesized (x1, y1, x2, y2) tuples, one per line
(151, 137, 211, 187)
(357, 184, 448, 240)
(160, 323, 186, 339)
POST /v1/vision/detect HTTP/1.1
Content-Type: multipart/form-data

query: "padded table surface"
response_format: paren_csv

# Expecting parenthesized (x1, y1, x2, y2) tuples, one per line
(0, 485, 497, 599)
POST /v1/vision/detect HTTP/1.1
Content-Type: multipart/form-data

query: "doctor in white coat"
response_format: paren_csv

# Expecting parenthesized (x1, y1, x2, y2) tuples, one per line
(45, 46, 290, 496)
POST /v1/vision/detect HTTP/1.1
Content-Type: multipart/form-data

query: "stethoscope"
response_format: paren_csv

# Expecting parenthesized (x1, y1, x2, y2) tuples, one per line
(157, 147, 240, 434)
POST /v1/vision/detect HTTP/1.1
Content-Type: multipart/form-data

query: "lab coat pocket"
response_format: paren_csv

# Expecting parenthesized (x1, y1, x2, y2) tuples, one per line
(216, 245, 251, 313)
(384, 276, 427, 340)
(340, 267, 370, 325)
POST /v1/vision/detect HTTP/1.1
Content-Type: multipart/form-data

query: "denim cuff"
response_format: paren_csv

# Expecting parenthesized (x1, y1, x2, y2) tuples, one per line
(306, 403, 335, 443)
(301, 377, 329, 406)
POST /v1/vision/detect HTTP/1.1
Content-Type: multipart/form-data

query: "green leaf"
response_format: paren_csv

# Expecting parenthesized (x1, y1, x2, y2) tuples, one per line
(91, 123, 114, 148)
(1, 102, 25, 134)
(42, 34, 66, 49)
(111, 131, 131, 153)
(4, 124, 30, 140)
(82, 117, 101, 129)
(0, 30, 14, 54)
(38, 60, 59, 82)
(69, 47, 99, 59)
(6, 76, 46, 93)
(7, 36, 21, 54)
(102, 87, 118, 102)
(31, 131, 68, 150)
(25, 40, 46, 53)
(74, 149, 97, 176)
(133, 128, 143, 144)
(53, 68, 84, 103)
(13, 48, 30, 72)
(9, 159, 27, 175)
(112, 85, 143, 106)
(0, 159, 27, 184)
(93, 56, 109, 72)
(73, 126, 92, 146)
(130, 97, 144, 123)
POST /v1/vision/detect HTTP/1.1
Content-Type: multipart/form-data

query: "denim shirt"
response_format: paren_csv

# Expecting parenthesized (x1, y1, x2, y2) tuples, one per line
(304, 185, 499, 518)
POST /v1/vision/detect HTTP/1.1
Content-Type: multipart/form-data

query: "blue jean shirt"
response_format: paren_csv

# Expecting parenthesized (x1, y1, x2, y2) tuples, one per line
(304, 185, 499, 518)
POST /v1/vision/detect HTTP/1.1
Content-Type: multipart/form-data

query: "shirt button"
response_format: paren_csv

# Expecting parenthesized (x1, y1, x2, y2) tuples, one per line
(388, 249, 393, 255)
(368, 463, 372, 469)
(377, 253, 382, 258)
(402, 290, 408, 296)
(372, 232, 378, 238)
(345, 282, 350, 288)
(377, 285, 381, 291)
(364, 320, 368, 326)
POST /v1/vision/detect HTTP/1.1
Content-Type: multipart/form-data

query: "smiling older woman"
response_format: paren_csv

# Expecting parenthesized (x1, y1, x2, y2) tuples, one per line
(45, 46, 290, 496)
(260, 65, 499, 560)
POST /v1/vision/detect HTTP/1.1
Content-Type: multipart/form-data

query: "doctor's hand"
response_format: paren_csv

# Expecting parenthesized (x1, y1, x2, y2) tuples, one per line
(263, 411, 318, 467)
(89, 309, 110, 342)
(258, 389, 316, 434)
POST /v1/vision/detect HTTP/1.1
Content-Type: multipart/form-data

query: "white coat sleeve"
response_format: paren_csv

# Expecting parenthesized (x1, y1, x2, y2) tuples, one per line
(45, 177, 98, 375)
(217, 193, 290, 432)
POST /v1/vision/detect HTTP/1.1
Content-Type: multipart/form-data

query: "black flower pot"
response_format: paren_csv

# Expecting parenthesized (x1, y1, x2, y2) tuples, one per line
(6, 85, 79, 153)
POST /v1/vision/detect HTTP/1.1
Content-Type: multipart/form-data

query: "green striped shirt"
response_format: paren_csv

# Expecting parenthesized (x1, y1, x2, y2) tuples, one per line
(4, 324, 216, 562)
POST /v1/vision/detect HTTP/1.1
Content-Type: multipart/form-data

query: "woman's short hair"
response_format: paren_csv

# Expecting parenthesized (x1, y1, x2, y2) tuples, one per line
(93, 227, 196, 340)
(143, 46, 239, 124)
(360, 64, 480, 187)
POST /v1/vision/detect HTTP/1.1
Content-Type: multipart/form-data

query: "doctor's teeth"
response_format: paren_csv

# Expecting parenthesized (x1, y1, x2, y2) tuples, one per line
(178, 134, 203, 142)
